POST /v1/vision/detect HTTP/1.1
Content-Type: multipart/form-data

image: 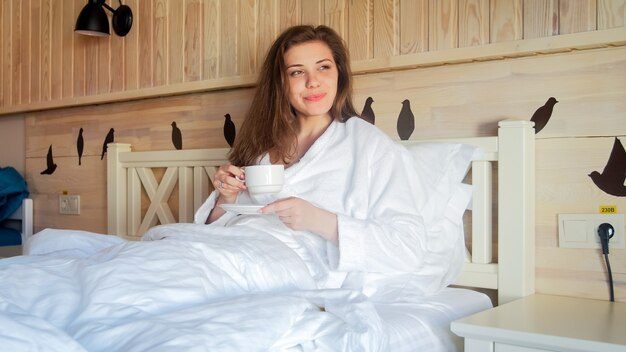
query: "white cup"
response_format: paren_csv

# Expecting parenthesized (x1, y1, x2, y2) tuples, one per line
(245, 165, 284, 194)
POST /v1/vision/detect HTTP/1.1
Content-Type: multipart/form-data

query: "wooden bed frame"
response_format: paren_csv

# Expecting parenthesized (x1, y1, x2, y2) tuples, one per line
(107, 119, 535, 305)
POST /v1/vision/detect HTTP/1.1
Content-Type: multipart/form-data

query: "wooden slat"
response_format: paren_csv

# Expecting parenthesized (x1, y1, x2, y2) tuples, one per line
(31, 0, 43, 101)
(0, 0, 3, 105)
(124, 0, 139, 90)
(523, 0, 559, 39)
(178, 166, 194, 223)
(50, 0, 62, 100)
(429, 0, 458, 50)
(193, 166, 210, 216)
(278, 0, 299, 32)
(598, 0, 626, 29)
(256, 0, 276, 71)
(459, 0, 489, 48)
(324, 0, 346, 38)
(184, 0, 202, 82)
(110, 27, 125, 92)
(301, 0, 323, 25)
(97, 32, 110, 95)
(85, 37, 98, 96)
(39, 0, 52, 101)
(399, 0, 428, 55)
(18, 0, 28, 105)
(40, 0, 51, 101)
(490, 0, 523, 43)
(203, 0, 220, 80)
(471, 160, 493, 264)
(128, 167, 142, 237)
(139, 0, 154, 88)
(559, 0, 596, 34)
(61, 0, 74, 98)
(220, 0, 238, 76)
(73, 0, 86, 98)
(348, 0, 372, 60)
(1, 1, 8, 106)
(153, 0, 167, 86)
(373, 0, 397, 58)
(239, 0, 257, 76)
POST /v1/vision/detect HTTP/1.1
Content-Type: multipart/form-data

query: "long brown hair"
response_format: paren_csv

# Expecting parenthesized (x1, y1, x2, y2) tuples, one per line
(228, 25, 358, 166)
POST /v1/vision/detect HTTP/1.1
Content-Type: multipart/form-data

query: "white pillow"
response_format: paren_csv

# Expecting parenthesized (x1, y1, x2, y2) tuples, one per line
(402, 142, 482, 225)
(402, 142, 483, 287)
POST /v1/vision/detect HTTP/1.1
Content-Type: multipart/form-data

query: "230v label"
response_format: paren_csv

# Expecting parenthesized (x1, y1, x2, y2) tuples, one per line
(599, 206, 617, 213)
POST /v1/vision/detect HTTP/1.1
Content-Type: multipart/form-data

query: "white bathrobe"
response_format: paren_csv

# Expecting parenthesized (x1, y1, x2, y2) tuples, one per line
(194, 117, 465, 299)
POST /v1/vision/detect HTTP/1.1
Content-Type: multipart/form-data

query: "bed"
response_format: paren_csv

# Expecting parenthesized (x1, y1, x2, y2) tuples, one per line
(0, 119, 534, 351)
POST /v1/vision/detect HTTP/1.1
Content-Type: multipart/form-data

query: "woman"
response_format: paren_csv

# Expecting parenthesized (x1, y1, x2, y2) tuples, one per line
(194, 25, 462, 294)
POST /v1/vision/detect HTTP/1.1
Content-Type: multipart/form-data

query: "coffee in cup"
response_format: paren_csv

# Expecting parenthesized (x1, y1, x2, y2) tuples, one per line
(244, 165, 284, 194)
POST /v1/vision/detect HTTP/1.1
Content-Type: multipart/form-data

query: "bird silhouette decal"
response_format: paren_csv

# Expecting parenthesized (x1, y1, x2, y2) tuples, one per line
(40, 144, 57, 175)
(397, 99, 415, 141)
(530, 97, 558, 134)
(223, 113, 236, 147)
(101, 128, 115, 160)
(77, 128, 84, 165)
(589, 137, 626, 197)
(360, 97, 375, 125)
(171, 121, 182, 150)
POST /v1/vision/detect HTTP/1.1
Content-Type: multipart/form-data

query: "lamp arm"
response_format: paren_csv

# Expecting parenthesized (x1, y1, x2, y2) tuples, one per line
(102, 2, 115, 13)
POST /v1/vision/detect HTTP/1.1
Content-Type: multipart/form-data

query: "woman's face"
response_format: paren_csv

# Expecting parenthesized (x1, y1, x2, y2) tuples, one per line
(283, 40, 338, 121)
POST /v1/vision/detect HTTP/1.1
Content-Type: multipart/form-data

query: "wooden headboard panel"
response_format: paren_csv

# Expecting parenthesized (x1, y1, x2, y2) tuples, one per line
(107, 119, 535, 305)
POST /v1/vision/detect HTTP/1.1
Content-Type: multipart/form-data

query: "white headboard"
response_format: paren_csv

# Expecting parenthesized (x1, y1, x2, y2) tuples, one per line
(107, 119, 535, 305)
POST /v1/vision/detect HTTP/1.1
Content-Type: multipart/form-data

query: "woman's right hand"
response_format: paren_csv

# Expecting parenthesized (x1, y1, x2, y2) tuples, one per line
(213, 164, 246, 204)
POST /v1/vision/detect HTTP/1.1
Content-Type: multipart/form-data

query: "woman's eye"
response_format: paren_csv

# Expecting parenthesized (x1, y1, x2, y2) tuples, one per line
(319, 65, 330, 71)
(290, 70, 303, 77)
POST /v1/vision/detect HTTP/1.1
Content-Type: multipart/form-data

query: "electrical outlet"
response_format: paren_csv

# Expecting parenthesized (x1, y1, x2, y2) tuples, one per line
(59, 195, 80, 215)
(558, 214, 625, 249)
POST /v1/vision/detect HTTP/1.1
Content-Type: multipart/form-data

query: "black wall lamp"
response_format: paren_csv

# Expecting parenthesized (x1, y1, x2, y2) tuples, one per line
(75, 0, 133, 37)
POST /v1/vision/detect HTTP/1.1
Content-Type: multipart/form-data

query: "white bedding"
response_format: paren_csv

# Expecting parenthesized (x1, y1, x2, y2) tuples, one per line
(0, 126, 489, 350)
(0, 221, 489, 351)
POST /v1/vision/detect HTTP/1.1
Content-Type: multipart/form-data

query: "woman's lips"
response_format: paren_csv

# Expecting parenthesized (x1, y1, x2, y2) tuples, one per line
(304, 93, 326, 102)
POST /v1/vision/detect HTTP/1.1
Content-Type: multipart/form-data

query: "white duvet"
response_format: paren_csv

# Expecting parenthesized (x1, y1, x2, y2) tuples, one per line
(0, 119, 481, 351)
(0, 220, 387, 352)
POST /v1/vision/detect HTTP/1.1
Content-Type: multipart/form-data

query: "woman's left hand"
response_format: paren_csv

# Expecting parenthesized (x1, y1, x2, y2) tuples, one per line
(260, 197, 338, 243)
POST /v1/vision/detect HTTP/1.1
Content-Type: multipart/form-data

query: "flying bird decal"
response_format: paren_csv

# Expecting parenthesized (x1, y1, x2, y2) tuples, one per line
(589, 137, 626, 197)
(40, 145, 58, 175)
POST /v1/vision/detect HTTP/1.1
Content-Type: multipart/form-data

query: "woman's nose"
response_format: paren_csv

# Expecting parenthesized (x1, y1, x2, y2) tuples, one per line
(306, 73, 320, 88)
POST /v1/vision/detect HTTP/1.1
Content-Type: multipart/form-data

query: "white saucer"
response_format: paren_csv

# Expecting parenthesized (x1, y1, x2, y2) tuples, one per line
(220, 204, 264, 215)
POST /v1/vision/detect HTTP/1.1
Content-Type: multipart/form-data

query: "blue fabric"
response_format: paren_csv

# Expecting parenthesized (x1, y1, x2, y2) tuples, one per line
(0, 227, 21, 246)
(0, 167, 29, 222)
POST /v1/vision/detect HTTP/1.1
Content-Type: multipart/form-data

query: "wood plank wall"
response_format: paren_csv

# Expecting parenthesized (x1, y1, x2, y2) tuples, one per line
(4, 0, 626, 303)
(2, 0, 625, 116)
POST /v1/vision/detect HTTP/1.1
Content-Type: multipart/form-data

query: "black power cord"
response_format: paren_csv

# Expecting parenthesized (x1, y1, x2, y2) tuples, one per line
(598, 223, 615, 302)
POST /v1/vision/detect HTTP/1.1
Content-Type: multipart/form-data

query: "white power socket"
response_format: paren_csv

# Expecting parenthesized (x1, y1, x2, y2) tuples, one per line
(558, 214, 625, 249)
(59, 195, 80, 215)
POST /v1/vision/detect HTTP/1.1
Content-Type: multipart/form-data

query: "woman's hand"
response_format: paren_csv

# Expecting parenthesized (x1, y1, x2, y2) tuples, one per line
(260, 197, 338, 243)
(206, 164, 246, 224)
(213, 164, 246, 203)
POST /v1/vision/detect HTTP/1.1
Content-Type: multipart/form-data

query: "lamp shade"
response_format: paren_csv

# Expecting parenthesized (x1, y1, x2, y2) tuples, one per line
(75, 2, 110, 37)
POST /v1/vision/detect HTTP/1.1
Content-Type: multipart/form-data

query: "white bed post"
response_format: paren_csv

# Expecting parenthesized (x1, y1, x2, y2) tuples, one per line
(107, 143, 131, 236)
(497, 120, 535, 304)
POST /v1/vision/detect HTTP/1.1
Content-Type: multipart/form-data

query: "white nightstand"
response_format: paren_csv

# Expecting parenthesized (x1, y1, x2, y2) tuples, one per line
(451, 294, 626, 352)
